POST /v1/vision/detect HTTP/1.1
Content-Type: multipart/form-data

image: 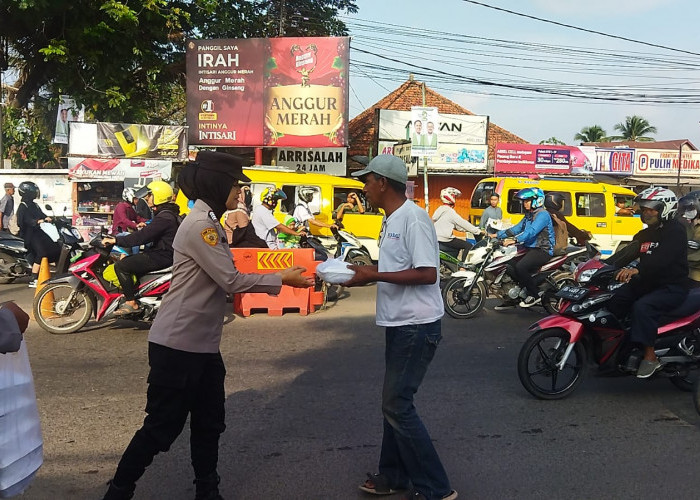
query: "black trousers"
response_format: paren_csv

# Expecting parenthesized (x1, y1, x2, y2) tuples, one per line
(439, 239, 472, 260)
(607, 283, 688, 347)
(114, 253, 165, 301)
(112, 343, 226, 490)
(508, 248, 551, 297)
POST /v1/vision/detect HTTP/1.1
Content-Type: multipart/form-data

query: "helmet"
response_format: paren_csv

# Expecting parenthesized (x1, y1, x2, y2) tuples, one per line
(544, 192, 565, 212)
(677, 194, 700, 220)
(440, 187, 462, 205)
(284, 215, 298, 226)
(299, 187, 315, 203)
(261, 187, 287, 206)
(18, 181, 39, 200)
(122, 187, 136, 203)
(515, 187, 545, 210)
(145, 180, 174, 206)
(634, 187, 677, 221)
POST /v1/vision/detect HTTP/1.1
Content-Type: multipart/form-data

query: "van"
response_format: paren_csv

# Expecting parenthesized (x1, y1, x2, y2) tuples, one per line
(175, 166, 384, 258)
(469, 177, 642, 255)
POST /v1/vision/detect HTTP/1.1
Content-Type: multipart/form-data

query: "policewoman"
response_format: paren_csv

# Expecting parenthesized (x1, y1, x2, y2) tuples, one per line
(102, 151, 313, 500)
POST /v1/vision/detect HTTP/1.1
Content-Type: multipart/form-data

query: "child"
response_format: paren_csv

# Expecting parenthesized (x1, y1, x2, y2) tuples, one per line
(278, 216, 301, 248)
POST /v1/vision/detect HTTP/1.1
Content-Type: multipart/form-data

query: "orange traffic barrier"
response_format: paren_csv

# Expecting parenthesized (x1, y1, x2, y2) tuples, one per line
(231, 248, 323, 316)
(36, 257, 55, 316)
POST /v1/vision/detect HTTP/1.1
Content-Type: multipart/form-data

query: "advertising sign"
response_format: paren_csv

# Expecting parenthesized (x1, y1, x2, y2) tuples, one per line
(494, 143, 596, 175)
(427, 144, 488, 172)
(634, 149, 700, 176)
(275, 147, 346, 175)
(410, 107, 439, 157)
(53, 95, 85, 144)
(186, 37, 349, 147)
(594, 148, 634, 175)
(96, 123, 187, 160)
(67, 158, 172, 182)
(378, 109, 487, 145)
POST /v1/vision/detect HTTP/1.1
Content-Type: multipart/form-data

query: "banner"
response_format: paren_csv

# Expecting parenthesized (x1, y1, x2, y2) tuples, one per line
(410, 107, 439, 157)
(186, 37, 349, 147)
(635, 149, 700, 176)
(275, 147, 346, 175)
(425, 144, 488, 172)
(494, 143, 596, 175)
(53, 95, 85, 145)
(96, 123, 187, 160)
(378, 109, 487, 144)
(68, 158, 172, 182)
(594, 148, 634, 175)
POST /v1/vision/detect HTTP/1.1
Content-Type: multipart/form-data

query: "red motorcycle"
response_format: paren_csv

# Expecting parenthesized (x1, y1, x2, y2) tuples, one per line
(518, 252, 700, 399)
(32, 237, 171, 334)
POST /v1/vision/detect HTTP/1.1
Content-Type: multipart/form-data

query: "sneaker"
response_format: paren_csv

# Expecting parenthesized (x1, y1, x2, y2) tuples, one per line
(402, 491, 458, 500)
(494, 300, 516, 311)
(519, 295, 541, 308)
(636, 359, 662, 379)
(27, 279, 38, 288)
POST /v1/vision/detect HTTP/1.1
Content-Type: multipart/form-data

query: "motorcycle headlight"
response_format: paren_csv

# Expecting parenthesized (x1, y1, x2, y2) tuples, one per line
(71, 228, 82, 239)
(577, 269, 597, 283)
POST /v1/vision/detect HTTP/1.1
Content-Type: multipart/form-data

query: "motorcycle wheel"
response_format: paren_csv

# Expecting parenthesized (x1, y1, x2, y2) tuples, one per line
(32, 283, 93, 334)
(541, 274, 576, 315)
(348, 253, 372, 267)
(693, 377, 700, 415)
(0, 251, 18, 284)
(518, 328, 587, 400)
(442, 277, 486, 319)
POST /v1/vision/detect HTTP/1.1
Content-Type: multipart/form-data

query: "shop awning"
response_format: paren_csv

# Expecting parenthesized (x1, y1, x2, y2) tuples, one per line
(626, 175, 700, 186)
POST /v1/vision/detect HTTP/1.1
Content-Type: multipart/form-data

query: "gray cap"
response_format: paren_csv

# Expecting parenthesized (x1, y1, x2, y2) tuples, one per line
(352, 154, 407, 184)
(4, 182, 15, 189)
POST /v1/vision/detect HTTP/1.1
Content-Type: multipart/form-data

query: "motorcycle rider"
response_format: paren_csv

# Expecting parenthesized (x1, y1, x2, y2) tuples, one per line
(101, 181, 180, 316)
(433, 187, 483, 260)
(293, 187, 338, 232)
(16, 181, 61, 287)
(251, 188, 306, 249)
(677, 193, 700, 286)
(492, 187, 554, 309)
(112, 187, 147, 234)
(607, 187, 689, 378)
(544, 192, 592, 253)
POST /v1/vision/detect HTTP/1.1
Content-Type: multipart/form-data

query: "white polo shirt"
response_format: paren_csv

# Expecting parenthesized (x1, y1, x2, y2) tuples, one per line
(251, 206, 281, 249)
(376, 200, 444, 326)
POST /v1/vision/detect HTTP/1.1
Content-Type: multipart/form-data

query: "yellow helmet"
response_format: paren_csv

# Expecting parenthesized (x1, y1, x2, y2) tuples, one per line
(147, 180, 173, 205)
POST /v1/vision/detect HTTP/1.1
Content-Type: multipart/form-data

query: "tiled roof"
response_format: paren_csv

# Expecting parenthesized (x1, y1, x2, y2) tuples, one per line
(348, 78, 527, 164)
(583, 139, 698, 150)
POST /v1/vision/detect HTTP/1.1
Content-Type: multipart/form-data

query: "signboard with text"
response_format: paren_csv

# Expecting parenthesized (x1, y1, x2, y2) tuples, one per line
(593, 148, 634, 176)
(635, 149, 700, 176)
(186, 37, 349, 147)
(494, 143, 595, 175)
(67, 158, 172, 182)
(377, 109, 487, 145)
(275, 147, 346, 175)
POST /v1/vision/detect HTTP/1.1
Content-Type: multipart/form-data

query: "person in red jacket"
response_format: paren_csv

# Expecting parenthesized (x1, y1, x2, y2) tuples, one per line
(111, 187, 147, 234)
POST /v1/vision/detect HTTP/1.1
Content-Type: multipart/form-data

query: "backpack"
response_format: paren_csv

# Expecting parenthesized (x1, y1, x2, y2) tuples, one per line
(550, 213, 568, 255)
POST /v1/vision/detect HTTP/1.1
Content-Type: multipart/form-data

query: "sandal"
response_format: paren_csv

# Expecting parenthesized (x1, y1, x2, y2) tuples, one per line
(359, 473, 406, 496)
(113, 303, 139, 316)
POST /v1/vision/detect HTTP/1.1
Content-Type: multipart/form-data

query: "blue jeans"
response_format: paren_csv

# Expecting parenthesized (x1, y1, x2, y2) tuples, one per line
(379, 320, 451, 499)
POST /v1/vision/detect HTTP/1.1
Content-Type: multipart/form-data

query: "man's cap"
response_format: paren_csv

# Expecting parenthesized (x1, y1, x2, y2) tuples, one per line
(4, 183, 15, 189)
(352, 154, 407, 184)
(195, 151, 250, 183)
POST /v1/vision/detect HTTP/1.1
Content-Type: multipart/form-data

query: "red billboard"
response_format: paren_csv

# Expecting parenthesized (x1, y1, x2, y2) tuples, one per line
(186, 37, 349, 148)
(494, 143, 596, 175)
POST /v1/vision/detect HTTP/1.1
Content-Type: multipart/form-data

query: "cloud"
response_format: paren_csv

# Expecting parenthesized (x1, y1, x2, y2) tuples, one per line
(530, 0, 676, 16)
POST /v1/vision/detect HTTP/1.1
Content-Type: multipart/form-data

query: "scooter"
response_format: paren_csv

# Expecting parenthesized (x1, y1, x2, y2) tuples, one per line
(518, 251, 700, 400)
(441, 239, 588, 319)
(32, 236, 171, 334)
(330, 226, 373, 266)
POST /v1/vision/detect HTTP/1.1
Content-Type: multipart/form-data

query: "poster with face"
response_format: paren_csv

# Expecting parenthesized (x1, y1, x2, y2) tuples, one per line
(410, 106, 439, 158)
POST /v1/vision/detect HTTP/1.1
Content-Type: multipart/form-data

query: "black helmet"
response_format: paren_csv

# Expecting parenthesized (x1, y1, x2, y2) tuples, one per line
(544, 192, 565, 212)
(677, 192, 700, 220)
(18, 181, 39, 200)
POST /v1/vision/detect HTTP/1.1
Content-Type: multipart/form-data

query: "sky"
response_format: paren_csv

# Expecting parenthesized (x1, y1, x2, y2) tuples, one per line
(344, 0, 700, 147)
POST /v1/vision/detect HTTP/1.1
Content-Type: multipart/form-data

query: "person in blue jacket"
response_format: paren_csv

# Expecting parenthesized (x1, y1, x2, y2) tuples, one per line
(492, 187, 554, 310)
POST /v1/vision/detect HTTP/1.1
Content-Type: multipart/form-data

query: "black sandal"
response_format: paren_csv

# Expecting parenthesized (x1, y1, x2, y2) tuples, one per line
(358, 473, 406, 496)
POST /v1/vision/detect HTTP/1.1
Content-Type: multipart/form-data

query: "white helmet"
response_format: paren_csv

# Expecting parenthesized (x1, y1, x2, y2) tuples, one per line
(122, 187, 136, 203)
(634, 187, 678, 221)
(440, 187, 462, 205)
(299, 187, 315, 203)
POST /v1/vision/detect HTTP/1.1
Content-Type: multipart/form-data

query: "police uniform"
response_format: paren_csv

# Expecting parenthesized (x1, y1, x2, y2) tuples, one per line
(109, 199, 282, 495)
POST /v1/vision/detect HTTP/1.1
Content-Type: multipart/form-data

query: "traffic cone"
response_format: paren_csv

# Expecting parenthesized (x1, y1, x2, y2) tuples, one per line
(36, 257, 54, 316)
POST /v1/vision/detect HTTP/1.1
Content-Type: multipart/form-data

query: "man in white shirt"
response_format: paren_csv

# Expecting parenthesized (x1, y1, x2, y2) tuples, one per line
(251, 188, 305, 249)
(292, 187, 337, 232)
(346, 155, 457, 500)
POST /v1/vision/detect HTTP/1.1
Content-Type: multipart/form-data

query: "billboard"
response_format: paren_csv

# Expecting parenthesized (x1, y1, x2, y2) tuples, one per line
(634, 149, 700, 176)
(53, 95, 85, 144)
(186, 37, 349, 147)
(275, 147, 346, 176)
(494, 143, 596, 175)
(68, 123, 187, 160)
(377, 109, 487, 145)
(593, 148, 634, 176)
(67, 158, 172, 182)
(410, 106, 439, 157)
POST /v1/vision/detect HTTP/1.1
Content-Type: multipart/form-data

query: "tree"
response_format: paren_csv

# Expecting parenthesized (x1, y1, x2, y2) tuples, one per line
(610, 115, 657, 142)
(539, 137, 566, 145)
(574, 125, 607, 143)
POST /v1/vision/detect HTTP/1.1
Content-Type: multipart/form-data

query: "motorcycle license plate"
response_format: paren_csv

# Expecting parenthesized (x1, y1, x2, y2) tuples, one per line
(556, 285, 588, 301)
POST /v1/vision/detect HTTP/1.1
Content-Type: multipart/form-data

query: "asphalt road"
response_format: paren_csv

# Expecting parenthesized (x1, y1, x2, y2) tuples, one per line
(3, 280, 699, 500)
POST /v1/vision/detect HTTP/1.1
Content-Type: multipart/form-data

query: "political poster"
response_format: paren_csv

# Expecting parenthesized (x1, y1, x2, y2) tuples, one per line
(53, 95, 85, 144)
(410, 107, 439, 157)
(377, 109, 488, 145)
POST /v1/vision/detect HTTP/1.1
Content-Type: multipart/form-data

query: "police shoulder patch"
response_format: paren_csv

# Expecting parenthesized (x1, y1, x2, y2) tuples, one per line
(208, 211, 218, 222)
(201, 227, 219, 246)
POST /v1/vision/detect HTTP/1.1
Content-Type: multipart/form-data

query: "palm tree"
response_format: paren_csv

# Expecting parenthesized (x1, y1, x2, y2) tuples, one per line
(574, 125, 607, 143)
(539, 137, 566, 145)
(610, 115, 657, 142)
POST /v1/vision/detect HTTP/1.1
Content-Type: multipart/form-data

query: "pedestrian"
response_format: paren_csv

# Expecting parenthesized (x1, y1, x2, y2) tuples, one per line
(101, 151, 313, 500)
(0, 182, 15, 232)
(479, 193, 502, 232)
(346, 155, 458, 500)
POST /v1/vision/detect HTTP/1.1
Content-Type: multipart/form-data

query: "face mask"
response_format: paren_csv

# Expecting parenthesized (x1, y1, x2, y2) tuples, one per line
(684, 209, 697, 220)
(641, 211, 659, 226)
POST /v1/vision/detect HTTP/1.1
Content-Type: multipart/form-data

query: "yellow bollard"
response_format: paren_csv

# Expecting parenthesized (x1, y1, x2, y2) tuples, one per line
(36, 257, 54, 316)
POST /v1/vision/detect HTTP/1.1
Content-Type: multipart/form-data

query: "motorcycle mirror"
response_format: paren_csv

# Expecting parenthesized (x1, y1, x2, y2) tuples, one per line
(45, 204, 53, 211)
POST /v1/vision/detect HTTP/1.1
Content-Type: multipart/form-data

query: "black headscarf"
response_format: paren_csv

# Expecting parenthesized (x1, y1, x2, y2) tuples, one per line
(179, 151, 250, 218)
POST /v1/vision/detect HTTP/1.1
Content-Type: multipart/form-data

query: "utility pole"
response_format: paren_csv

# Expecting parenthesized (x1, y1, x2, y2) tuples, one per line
(278, 0, 286, 36)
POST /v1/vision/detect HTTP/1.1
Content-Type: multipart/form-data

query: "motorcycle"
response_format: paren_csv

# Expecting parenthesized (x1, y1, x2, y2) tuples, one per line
(442, 238, 588, 319)
(32, 236, 171, 334)
(0, 204, 83, 283)
(518, 251, 700, 400)
(328, 223, 373, 266)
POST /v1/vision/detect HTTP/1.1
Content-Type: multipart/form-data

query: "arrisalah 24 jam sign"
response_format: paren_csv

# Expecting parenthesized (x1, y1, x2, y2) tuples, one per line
(186, 37, 349, 148)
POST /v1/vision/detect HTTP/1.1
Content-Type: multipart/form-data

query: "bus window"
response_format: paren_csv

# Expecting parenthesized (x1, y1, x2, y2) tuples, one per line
(576, 193, 606, 217)
(471, 181, 498, 209)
